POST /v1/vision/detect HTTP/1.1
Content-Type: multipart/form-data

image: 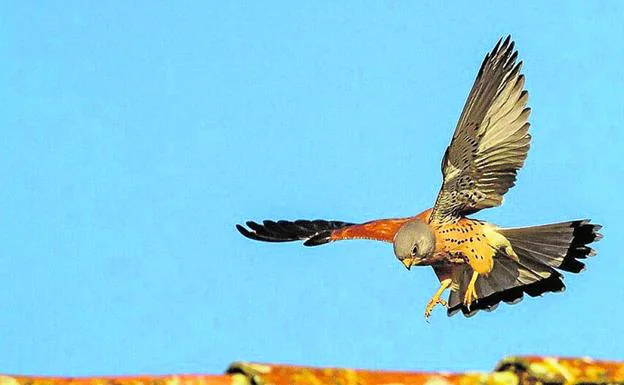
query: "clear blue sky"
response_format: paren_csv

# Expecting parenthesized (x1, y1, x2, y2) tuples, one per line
(1, 1, 623, 377)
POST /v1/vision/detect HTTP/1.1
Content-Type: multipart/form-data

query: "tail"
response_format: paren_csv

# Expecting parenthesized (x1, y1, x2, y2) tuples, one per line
(447, 220, 602, 317)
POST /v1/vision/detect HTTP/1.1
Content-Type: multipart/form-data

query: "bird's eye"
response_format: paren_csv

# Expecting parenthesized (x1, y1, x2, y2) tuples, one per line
(412, 244, 419, 255)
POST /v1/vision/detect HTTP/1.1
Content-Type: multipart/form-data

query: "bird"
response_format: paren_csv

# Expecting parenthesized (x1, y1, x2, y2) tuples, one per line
(236, 36, 602, 318)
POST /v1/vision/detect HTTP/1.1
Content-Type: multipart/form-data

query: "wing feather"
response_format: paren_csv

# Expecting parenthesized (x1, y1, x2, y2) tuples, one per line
(237, 217, 414, 246)
(430, 36, 531, 224)
(236, 219, 356, 246)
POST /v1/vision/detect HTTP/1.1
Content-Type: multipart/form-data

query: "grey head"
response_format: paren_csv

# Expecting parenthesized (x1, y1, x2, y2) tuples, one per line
(393, 220, 436, 270)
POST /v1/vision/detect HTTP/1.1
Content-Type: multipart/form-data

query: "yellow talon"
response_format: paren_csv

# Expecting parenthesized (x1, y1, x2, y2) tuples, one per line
(463, 271, 479, 310)
(424, 279, 452, 320)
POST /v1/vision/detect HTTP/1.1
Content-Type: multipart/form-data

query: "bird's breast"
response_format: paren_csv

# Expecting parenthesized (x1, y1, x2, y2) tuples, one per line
(433, 218, 501, 274)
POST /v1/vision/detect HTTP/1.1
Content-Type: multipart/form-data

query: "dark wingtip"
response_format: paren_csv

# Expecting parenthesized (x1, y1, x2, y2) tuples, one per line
(236, 223, 278, 242)
(493, 35, 512, 53)
(236, 223, 252, 238)
(236, 219, 356, 245)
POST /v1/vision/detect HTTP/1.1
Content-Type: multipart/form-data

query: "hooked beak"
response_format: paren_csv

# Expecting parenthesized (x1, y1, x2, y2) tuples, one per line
(401, 257, 414, 270)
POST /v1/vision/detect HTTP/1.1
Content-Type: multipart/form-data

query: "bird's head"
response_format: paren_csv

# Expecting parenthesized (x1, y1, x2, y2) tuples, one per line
(393, 220, 436, 270)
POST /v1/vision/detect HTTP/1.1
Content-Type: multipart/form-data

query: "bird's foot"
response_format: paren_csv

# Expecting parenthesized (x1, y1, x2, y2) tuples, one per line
(424, 279, 452, 320)
(424, 297, 447, 320)
(463, 271, 479, 310)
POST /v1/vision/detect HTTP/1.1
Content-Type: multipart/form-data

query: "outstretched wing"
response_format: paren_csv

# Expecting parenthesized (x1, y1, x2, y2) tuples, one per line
(429, 36, 531, 225)
(236, 217, 414, 246)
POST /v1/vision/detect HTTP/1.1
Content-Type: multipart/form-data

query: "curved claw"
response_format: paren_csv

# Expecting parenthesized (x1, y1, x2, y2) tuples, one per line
(424, 279, 452, 320)
(425, 298, 449, 320)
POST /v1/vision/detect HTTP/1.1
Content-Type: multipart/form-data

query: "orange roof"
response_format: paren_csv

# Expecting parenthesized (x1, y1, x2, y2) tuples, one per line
(2, 356, 623, 385)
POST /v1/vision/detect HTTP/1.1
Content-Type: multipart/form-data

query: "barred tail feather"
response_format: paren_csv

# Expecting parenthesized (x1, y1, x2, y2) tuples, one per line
(447, 220, 602, 317)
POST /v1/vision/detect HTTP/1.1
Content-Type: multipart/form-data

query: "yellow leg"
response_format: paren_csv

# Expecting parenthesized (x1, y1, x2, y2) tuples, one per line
(463, 271, 479, 310)
(425, 279, 452, 320)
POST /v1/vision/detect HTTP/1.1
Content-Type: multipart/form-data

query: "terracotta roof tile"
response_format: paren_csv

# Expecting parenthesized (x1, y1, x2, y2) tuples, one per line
(494, 356, 624, 384)
(1, 356, 622, 385)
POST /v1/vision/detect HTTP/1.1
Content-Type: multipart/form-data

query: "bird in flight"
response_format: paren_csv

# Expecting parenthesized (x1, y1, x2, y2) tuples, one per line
(236, 36, 602, 318)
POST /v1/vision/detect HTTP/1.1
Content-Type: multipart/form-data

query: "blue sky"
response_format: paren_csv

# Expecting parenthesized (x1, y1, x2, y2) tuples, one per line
(1, 1, 623, 377)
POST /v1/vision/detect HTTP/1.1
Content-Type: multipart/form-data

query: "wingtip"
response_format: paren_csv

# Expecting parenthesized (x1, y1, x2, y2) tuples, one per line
(246, 221, 264, 231)
(236, 223, 255, 239)
(584, 221, 603, 242)
(493, 37, 503, 53)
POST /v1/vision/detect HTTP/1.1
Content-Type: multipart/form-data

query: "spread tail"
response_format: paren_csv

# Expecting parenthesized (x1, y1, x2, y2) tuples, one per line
(448, 220, 602, 317)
